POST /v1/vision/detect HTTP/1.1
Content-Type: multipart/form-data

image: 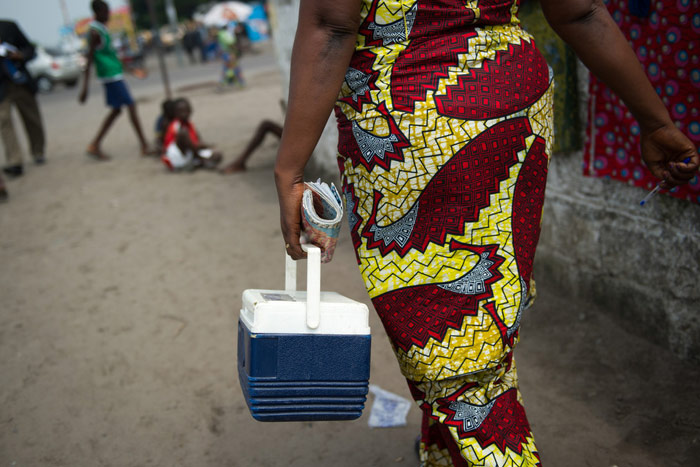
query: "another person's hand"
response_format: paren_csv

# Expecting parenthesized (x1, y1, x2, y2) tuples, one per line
(275, 169, 307, 260)
(78, 88, 88, 104)
(130, 67, 148, 79)
(640, 123, 698, 187)
(7, 50, 23, 61)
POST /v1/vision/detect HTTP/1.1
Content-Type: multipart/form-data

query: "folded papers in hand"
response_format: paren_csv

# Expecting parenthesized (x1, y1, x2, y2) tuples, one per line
(300, 179, 343, 263)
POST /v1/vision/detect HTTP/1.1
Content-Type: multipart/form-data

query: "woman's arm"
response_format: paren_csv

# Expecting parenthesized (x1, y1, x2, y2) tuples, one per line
(274, 0, 363, 260)
(540, 0, 698, 186)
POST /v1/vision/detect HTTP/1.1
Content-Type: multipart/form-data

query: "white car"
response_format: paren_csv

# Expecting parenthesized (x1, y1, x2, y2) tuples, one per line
(26, 46, 84, 93)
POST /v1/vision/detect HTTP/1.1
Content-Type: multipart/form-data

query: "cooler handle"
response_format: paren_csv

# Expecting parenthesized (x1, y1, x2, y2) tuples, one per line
(284, 245, 321, 329)
(304, 246, 321, 329)
(285, 248, 296, 292)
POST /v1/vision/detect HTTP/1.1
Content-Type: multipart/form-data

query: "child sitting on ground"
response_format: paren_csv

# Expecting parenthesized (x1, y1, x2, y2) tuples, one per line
(154, 98, 176, 153)
(161, 98, 223, 171)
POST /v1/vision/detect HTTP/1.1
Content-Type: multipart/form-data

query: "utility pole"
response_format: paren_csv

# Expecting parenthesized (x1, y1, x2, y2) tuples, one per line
(59, 0, 71, 26)
(146, 0, 172, 99)
(58, 0, 79, 53)
(165, 0, 185, 66)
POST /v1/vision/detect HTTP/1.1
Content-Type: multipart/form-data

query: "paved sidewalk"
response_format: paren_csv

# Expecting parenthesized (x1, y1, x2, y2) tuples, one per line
(1, 50, 698, 467)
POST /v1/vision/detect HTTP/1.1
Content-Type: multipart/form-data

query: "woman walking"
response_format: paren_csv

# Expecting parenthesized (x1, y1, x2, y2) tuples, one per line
(274, 1, 698, 465)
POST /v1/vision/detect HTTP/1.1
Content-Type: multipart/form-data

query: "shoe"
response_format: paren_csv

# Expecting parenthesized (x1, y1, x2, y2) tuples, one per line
(2, 165, 23, 178)
(34, 155, 46, 165)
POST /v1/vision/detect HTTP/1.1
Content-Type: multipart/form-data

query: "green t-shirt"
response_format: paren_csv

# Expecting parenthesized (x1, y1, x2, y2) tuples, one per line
(89, 21, 123, 81)
(217, 29, 236, 54)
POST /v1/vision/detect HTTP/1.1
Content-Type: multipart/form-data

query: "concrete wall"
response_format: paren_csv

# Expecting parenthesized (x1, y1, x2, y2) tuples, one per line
(268, 0, 700, 363)
(538, 151, 700, 363)
(537, 63, 700, 363)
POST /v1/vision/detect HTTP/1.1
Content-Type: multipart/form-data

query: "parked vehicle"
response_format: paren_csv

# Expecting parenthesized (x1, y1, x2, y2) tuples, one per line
(26, 46, 84, 93)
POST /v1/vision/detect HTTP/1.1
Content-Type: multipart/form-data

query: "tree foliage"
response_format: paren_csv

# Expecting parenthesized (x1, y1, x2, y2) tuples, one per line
(129, 0, 217, 30)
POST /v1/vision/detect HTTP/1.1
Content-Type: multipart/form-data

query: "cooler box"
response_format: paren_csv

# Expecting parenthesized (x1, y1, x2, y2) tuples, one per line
(238, 246, 371, 422)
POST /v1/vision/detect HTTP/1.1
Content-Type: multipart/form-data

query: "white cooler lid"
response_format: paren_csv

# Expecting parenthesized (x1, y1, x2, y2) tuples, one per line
(241, 289, 370, 335)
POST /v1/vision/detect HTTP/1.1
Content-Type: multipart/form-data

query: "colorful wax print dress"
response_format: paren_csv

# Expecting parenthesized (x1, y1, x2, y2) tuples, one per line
(334, 1, 553, 465)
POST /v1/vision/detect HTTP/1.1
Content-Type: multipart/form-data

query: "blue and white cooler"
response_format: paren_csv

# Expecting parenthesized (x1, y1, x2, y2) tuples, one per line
(238, 246, 371, 422)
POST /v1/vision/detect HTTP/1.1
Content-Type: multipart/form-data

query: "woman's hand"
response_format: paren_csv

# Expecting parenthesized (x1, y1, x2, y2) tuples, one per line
(640, 123, 698, 188)
(275, 167, 307, 260)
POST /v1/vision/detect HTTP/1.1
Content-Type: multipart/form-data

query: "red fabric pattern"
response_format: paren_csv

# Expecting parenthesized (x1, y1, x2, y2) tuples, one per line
(390, 1, 478, 113)
(372, 243, 504, 353)
(511, 136, 548, 286)
(438, 388, 535, 458)
(435, 39, 550, 120)
(360, 117, 531, 257)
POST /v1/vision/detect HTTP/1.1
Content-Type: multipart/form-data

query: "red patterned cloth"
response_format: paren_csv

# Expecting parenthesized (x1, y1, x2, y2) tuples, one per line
(584, 0, 700, 203)
(335, 1, 550, 464)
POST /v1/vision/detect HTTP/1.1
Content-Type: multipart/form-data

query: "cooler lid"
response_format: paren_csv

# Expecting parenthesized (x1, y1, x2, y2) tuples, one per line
(241, 289, 370, 335)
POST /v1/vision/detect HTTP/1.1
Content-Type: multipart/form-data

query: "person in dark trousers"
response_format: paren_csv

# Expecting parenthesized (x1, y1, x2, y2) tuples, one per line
(0, 19, 46, 178)
(182, 22, 203, 65)
(0, 172, 7, 202)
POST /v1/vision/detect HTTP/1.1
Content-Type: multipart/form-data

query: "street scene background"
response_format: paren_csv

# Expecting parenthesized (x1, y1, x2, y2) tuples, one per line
(1, 3, 700, 466)
(1, 46, 699, 467)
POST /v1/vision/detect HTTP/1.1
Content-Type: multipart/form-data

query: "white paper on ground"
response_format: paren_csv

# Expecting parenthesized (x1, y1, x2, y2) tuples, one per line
(367, 384, 412, 428)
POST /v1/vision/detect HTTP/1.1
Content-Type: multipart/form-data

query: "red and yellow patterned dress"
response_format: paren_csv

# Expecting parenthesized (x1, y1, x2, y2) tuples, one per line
(335, 1, 553, 465)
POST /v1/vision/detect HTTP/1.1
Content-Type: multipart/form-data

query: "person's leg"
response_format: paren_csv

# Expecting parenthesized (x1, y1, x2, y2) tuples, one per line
(408, 354, 542, 467)
(223, 54, 239, 86)
(88, 81, 129, 160)
(13, 85, 46, 163)
(186, 46, 195, 64)
(114, 80, 152, 155)
(126, 104, 152, 155)
(219, 52, 230, 85)
(87, 107, 122, 160)
(0, 91, 25, 171)
(220, 120, 282, 174)
(172, 130, 202, 170)
(0, 172, 8, 202)
(233, 65, 245, 87)
(225, 63, 236, 85)
(163, 142, 194, 171)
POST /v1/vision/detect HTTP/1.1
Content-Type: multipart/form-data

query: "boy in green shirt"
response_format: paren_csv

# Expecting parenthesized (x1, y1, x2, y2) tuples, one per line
(78, 0, 152, 160)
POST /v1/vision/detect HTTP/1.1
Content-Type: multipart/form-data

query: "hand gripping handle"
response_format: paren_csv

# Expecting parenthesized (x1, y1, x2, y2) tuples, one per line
(284, 245, 321, 329)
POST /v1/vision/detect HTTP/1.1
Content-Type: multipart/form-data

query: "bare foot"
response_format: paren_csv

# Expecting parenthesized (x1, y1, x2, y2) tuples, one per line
(86, 145, 110, 161)
(219, 161, 246, 174)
